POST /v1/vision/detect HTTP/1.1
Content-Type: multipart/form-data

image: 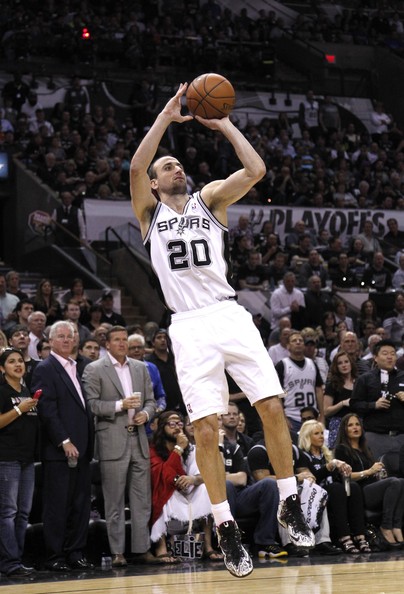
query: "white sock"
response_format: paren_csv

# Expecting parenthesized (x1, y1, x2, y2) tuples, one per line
(277, 477, 298, 501)
(211, 501, 234, 526)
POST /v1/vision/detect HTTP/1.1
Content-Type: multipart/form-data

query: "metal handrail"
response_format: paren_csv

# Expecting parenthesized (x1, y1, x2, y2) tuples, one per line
(104, 225, 153, 278)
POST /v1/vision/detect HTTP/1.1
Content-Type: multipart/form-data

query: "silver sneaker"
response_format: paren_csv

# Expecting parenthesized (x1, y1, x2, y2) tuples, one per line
(216, 520, 253, 578)
(277, 494, 315, 548)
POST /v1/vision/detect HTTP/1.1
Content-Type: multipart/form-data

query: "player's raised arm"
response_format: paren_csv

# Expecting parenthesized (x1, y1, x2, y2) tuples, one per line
(130, 83, 193, 236)
(197, 116, 266, 213)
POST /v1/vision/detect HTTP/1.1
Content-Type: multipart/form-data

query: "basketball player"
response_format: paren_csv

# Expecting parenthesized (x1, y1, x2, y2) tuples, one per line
(130, 83, 314, 578)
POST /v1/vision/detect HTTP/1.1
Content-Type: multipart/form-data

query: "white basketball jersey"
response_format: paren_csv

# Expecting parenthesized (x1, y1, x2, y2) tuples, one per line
(144, 192, 235, 312)
(281, 357, 317, 422)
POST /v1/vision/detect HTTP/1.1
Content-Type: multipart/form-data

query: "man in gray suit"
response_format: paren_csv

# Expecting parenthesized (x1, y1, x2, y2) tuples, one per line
(82, 326, 156, 567)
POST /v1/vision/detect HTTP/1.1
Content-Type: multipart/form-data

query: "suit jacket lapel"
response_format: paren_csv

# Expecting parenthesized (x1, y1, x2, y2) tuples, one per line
(103, 356, 125, 397)
(49, 355, 86, 410)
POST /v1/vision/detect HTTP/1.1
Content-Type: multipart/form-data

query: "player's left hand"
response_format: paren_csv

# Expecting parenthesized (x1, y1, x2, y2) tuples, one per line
(194, 115, 230, 130)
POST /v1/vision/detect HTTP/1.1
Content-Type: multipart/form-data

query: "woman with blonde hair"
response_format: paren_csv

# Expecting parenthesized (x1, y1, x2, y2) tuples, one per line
(298, 420, 371, 553)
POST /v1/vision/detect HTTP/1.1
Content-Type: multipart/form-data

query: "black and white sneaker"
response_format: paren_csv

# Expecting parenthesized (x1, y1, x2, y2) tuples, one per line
(216, 520, 253, 578)
(277, 494, 315, 549)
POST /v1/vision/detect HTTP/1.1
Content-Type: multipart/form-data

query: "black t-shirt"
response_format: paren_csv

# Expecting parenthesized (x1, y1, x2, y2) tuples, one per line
(0, 382, 38, 462)
(324, 383, 352, 418)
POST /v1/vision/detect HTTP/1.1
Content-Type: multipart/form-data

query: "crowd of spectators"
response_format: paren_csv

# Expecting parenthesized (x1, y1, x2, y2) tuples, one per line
(1, 4, 404, 221)
(1, 1, 404, 69)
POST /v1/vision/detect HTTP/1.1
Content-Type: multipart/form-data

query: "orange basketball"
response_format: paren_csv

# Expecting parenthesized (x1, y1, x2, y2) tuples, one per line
(186, 73, 236, 119)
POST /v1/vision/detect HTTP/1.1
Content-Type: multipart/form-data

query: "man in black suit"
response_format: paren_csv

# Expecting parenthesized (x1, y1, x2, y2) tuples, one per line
(32, 320, 94, 572)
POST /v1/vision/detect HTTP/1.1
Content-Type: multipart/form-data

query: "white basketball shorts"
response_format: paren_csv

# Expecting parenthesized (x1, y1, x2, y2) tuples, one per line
(169, 300, 284, 422)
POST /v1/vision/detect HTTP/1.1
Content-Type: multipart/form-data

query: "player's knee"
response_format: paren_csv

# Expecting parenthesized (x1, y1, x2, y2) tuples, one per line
(193, 417, 217, 449)
(256, 395, 284, 420)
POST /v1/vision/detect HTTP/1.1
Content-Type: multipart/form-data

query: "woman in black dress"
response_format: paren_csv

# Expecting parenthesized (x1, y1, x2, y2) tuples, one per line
(335, 413, 404, 549)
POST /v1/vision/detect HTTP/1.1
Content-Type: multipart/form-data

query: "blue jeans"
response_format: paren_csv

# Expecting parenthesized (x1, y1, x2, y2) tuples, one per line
(226, 478, 280, 545)
(0, 462, 35, 575)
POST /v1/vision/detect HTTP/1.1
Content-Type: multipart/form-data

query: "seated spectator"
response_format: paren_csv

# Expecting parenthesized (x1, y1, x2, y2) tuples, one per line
(324, 350, 357, 448)
(33, 278, 62, 326)
(99, 291, 126, 327)
(5, 271, 28, 300)
(247, 437, 339, 556)
(230, 233, 253, 276)
(382, 292, 404, 345)
(270, 272, 306, 330)
(237, 250, 269, 291)
(268, 326, 291, 366)
(333, 299, 354, 332)
(85, 304, 104, 332)
(21, 90, 43, 128)
(335, 413, 404, 548)
(329, 330, 371, 375)
(362, 252, 392, 292)
(361, 334, 382, 364)
(322, 236, 344, 270)
(0, 273, 19, 331)
(357, 220, 382, 256)
(37, 338, 51, 360)
(304, 275, 333, 328)
(284, 220, 306, 252)
(392, 253, 404, 289)
(36, 152, 62, 188)
(237, 411, 247, 435)
(298, 420, 371, 553)
(7, 298, 34, 333)
(383, 218, 404, 258)
(150, 411, 221, 563)
(329, 252, 357, 290)
(298, 249, 328, 288)
(303, 335, 329, 385)
(229, 214, 254, 247)
(260, 233, 283, 265)
(221, 401, 254, 457)
(357, 299, 381, 338)
(62, 277, 92, 325)
(289, 234, 313, 272)
(370, 101, 392, 140)
(268, 252, 289, 288)
(219, 418, 286, 559)
(29, 108, 54, 136)
(92, 325, 109, 358)
(319, 311, 339, 361)
(63, 301, 92, 344)
(347, 238, 368, 281)
(359, 321, 378, 352)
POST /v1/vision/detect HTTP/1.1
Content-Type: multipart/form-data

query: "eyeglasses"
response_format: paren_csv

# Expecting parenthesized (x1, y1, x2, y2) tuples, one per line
(165, 421, 184, 429)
